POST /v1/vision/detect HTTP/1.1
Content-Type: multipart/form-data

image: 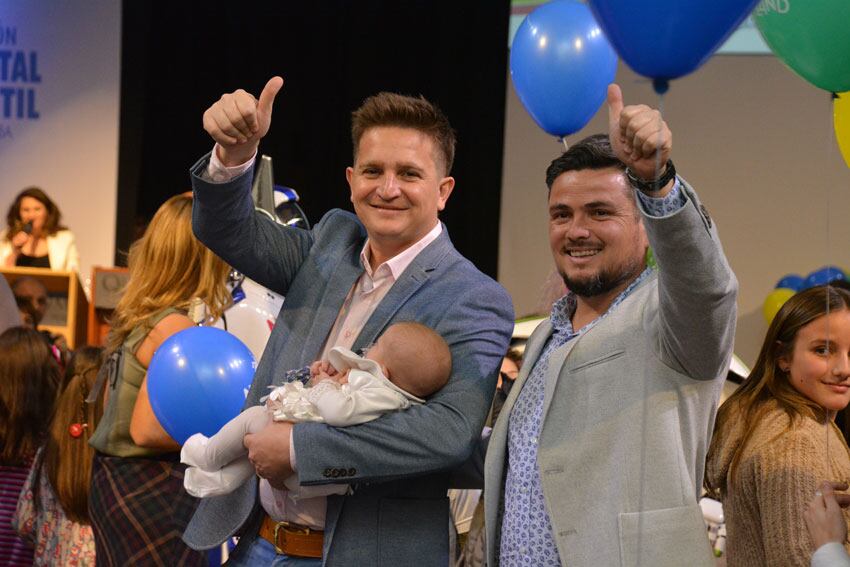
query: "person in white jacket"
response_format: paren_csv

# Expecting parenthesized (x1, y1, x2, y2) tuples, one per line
(182, 321, 451, 499)
(1, 187, 79, 272)
(806, 481, 850, 567)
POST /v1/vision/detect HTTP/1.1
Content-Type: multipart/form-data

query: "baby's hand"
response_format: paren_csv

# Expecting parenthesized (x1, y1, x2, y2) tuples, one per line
(308, 370, 339, 387)
(309, 360, 338, 378)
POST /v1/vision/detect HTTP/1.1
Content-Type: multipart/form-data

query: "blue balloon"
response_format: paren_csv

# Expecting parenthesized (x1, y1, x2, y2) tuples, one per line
(147, 326, 255, 444)
(803, 266, 847, 290)
(588, 0, 760, 92)
(775, 274, 805, 292)
(510, 0, 617, 137)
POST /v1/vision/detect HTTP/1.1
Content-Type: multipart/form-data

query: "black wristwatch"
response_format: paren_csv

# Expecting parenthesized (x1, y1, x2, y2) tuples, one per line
(625, 159, 676, 193)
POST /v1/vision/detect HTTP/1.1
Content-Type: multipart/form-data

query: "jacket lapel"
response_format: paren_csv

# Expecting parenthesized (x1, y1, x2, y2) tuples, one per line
(352, 226, 452, 351)
(485, 316, 552, 559)
(541, 335, 580, 420)
(323, 228, 451, 557)
(302, 241, 364, 362)
(489, 318, 552, 460)
(507, 319, 551, 407)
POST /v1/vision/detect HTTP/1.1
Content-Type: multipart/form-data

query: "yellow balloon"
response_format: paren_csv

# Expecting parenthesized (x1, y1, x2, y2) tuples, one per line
(763, 288, 796, 324)
(835, 92, 850, 169)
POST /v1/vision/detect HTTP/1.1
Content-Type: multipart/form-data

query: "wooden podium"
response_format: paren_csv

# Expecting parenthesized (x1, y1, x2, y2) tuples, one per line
(1, 266, 89, 349)
(87, 266, 129, 346)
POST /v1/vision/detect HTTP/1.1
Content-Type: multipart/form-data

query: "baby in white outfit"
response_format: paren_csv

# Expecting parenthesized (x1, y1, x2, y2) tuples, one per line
(181, 321, 451, 499)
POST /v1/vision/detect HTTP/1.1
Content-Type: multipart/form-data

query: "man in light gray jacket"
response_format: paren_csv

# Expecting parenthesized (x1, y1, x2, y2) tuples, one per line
(484, 84, 737, 567)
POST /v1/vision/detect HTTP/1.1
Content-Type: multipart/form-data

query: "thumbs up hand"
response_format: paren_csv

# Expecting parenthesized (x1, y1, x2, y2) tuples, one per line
(203, 76, 284, 166)
(606, 83, 672, 182)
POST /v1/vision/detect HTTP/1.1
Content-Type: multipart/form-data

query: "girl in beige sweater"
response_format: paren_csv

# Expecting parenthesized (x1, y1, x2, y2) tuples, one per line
(706, 285, 850, 567)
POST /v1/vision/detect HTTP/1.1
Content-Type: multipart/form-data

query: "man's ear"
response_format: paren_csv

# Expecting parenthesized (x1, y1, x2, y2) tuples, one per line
(346, 166, 354, 203)
(436, 177, 455, 212)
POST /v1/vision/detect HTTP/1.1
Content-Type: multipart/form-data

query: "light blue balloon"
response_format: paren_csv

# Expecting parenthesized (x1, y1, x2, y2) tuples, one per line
(510, 0, 618, 137)
(588, 0, 760, 92)
(147, 326, 255, 444)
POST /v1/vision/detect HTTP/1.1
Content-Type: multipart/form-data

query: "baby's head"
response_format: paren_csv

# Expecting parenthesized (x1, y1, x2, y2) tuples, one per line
(368, 322, 451, 399)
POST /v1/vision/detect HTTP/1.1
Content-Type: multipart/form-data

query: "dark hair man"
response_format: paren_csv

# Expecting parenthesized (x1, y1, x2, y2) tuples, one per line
(482, 84, 737, 567)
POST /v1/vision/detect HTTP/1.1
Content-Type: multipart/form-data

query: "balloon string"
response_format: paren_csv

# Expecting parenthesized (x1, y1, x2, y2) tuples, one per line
(825, 93, 833, 474)
(635, 88, 668, 567)
(655, 94, 665, 180)
(559, 137, 569, 151)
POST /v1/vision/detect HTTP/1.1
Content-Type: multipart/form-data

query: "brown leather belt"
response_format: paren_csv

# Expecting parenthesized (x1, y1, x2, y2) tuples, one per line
(259, 514, 323, 558)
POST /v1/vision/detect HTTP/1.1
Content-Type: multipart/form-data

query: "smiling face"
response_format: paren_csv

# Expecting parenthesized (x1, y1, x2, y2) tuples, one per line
(19, 196, 48, 233)
(780, 309, 850, 412)
(548, 167, 648, 299)
(346, 126, 454, 266)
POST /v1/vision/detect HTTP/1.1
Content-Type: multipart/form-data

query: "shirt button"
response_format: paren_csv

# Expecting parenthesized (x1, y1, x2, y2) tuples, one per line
(344, 330, 352, 338)
(520, 546, 528, 554)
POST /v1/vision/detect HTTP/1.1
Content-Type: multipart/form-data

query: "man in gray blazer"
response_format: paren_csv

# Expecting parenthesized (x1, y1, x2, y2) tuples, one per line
(484, 84, 737, 567)
(183, 77, 514, 565)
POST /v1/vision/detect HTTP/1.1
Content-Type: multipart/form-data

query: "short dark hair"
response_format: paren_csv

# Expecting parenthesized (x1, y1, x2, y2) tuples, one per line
(351, 92, 456, 176)
(545, 134, 625, 191)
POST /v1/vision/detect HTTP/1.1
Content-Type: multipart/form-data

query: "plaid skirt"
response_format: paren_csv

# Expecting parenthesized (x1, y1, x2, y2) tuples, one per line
(88, 452, 206, 567)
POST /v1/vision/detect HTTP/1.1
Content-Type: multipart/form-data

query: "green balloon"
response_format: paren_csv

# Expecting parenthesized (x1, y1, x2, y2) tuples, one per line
(646, 247, 657, 270)
(754, 1, 850, 93)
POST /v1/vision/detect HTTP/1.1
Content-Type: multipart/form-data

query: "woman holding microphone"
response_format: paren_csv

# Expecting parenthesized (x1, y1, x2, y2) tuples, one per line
(1, 187, 79, 271)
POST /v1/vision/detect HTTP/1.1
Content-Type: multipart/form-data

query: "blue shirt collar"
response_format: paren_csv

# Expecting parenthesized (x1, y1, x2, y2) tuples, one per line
(550, 266, 654, 337)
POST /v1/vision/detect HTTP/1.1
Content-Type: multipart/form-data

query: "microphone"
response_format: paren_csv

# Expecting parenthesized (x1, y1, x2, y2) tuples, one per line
(22, 221, 33, 235)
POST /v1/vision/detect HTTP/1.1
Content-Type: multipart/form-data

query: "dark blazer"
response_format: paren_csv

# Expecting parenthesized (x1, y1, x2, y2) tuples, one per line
(183, 154, 514, 566)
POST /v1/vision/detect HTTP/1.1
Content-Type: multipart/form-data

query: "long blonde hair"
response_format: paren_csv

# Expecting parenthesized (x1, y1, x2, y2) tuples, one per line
(705, 285, 850, 498)
(107, 194, 231, 353)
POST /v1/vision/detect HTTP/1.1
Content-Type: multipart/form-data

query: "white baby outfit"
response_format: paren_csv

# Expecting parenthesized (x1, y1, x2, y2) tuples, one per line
(181, 346, 424, 499)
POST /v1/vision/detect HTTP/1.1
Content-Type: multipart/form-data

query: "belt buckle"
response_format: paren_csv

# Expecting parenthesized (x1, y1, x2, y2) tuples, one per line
(272, 521, 311, 554)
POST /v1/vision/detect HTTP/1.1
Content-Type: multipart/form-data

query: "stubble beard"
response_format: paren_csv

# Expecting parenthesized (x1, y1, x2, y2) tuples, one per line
(560, 256, 645, 298)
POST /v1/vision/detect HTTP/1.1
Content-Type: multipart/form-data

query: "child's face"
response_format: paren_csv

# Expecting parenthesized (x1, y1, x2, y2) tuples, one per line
(782, 309, 850, 412)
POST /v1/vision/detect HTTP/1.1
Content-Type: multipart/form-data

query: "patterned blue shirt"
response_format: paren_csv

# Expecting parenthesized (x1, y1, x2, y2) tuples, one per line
(499, 181, 686, 566)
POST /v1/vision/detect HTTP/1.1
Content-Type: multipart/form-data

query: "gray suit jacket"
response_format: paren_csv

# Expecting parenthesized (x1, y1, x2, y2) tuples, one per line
(184, 154, 514, 566)
(484, 181, 737, 567)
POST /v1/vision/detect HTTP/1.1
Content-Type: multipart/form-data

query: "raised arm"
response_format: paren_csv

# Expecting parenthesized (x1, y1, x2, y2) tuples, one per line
(607, 83, 737, 381)
(190, 77, 317, 295)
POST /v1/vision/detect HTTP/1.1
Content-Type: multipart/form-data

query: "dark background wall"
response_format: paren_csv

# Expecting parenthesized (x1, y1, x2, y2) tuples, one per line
(116, 0, 510, 278)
